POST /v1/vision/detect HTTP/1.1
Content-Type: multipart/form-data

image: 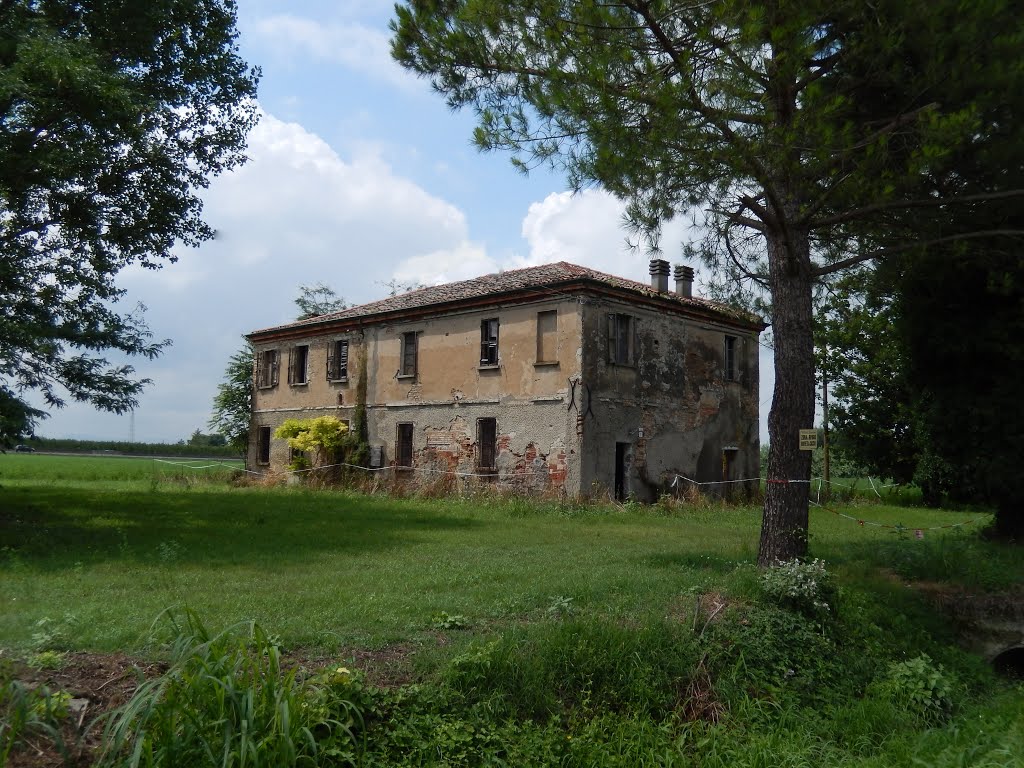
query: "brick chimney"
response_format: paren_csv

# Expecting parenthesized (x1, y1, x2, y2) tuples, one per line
(649, 258, 670, 292)
(674, 264, 694, 298)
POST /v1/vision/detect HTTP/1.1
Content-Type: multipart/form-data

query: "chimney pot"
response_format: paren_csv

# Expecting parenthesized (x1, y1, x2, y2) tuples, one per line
(649, 258, 670, 292)
(674, 264, 695, 298)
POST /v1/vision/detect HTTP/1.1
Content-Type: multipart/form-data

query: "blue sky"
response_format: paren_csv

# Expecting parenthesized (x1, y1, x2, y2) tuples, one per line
(33, 0, 775, 444)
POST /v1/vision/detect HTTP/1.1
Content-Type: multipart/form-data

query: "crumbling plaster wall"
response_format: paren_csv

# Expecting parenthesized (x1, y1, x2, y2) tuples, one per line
(364, 299, 584, 492)
(578, 300, 760, 501)
(250, 299, 587, 492)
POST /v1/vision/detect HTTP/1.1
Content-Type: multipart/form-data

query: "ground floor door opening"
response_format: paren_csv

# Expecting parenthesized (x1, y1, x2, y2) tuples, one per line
(614, 442, 629, 501)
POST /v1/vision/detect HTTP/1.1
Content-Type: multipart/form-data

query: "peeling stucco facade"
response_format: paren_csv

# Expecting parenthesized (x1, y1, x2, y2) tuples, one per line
(246, 261, 763, 501)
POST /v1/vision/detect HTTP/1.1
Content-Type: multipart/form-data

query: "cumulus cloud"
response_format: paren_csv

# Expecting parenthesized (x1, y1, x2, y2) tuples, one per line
(512, 188, 700, 285)
(252, 14, 415, 89)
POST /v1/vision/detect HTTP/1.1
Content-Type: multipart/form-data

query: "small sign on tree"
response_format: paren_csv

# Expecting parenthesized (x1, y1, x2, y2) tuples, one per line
(799, 429, 818, 451)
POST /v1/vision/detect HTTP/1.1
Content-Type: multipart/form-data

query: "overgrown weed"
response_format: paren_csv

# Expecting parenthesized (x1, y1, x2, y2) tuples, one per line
(96, 610, 363, 768)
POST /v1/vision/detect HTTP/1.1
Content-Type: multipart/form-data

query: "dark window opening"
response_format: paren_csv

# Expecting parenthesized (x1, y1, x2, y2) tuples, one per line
(401, 332, 418, 377)
(257, 426, 271, 465)
(396, 423, 414, 468)
(537, 310, 557, 363)
(327, 339, 349, 381)
(477, 418, 497, 471)
(480, 319, 499, 365)
(256, 350, 279, 389)
(288, 345, 309, 385)
(725, 335, 738, 381)
(607, 314, 635, 365)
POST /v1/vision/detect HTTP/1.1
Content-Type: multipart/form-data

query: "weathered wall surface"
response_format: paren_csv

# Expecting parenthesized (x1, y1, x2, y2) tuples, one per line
(578, 299, 760, 501)
(248, 288, 761, 502)
(250, 299, 585, 492)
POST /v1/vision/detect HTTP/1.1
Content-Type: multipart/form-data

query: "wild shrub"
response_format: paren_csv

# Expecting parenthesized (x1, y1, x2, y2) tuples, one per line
(759, 557, 838, 627)
(873, 653, 957, 724)
(96, 611, 362, 767)
(704, 604, 846, 711)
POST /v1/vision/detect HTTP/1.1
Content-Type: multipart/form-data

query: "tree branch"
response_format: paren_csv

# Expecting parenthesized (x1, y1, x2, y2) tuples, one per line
(812, 188, 1024, 229)
(813, 230, 1024, 277)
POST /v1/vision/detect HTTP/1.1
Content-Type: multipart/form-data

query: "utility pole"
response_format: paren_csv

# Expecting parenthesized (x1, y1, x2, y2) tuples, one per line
(821, 357, 830, 502)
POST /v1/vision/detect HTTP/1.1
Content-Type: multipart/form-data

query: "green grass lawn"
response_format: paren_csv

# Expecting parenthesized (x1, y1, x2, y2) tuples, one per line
(0, 453, 1010, 653)
(3, 454, 1023, 767)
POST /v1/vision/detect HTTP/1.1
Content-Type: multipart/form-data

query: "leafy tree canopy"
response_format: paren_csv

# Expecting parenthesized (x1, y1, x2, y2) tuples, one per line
(208, 343, 253, 454)
(392, 0, 1024, 562)
(0, 0, 259, 446)
(294, 282, 347, 320)
(274, 416, 349, 469)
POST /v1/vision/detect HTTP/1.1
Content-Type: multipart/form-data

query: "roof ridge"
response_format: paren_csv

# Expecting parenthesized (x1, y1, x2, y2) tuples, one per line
(248, 260, 763, 337)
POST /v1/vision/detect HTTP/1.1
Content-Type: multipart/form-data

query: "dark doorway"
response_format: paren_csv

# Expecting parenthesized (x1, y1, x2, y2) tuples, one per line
(722, 448, 738, 499)
(614, 442, 629, 501)
(396, 423, 414, 468)
(477, 417, 497, 475)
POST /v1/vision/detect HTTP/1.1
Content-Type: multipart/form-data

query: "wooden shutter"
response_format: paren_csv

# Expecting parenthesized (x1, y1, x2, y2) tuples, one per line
(339, 340, 348, 379)
(287, 347, 295, 385)
(271, 351, 280, 386)
(326, 343, 335, 381)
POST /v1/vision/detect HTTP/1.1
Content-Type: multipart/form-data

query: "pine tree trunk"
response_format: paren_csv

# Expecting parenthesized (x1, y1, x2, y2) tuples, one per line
(758, 224, 816, 566)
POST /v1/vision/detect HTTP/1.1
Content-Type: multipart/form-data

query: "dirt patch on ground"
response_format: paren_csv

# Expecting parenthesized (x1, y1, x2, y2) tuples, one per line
(2, 644, 422, 767)
(3, 651, 159, 767)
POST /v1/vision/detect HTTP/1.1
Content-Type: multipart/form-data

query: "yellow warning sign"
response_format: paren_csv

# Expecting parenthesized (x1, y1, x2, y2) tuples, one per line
(799, 429, 818, 451)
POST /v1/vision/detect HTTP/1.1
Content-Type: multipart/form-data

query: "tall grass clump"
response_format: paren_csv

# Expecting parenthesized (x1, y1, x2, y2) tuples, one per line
(442, 617, 703, 720)
(96, 611, 362, 767)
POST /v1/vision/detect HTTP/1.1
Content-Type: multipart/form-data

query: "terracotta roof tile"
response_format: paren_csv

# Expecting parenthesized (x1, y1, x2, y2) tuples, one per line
(249, 261, 761, 336)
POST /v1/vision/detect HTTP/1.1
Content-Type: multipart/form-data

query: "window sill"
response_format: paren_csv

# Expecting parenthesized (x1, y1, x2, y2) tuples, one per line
(534, 361, 559, 368)
(328, 378, 349, 385)
(289, 382, 309, 388)
(256, 384, 277, 390)
(396, 373, 416, 380)
(477, 364, 501, 371)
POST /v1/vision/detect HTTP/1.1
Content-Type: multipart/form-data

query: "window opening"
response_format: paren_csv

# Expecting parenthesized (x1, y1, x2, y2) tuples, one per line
(480, 319, 499, 365)
(536, 310, 557, 363)
(256, 349, 279, 389)
(327, 339, 349, 381)
(401, 332, 418, 377)
(725, 335, 738, 381)
(607, 314, 634, 365)
(288, 344, 309, 385)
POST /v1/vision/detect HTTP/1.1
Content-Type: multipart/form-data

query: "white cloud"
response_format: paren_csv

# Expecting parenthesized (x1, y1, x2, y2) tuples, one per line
(511, 189, 699, 285)
(252, 14, 416, 89)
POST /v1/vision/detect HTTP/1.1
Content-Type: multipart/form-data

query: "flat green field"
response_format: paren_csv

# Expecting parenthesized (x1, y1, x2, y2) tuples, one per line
(0, 453, 1009, 652)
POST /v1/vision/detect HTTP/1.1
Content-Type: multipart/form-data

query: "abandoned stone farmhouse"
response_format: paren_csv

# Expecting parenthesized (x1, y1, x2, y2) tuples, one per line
(245, 260, 764, 501)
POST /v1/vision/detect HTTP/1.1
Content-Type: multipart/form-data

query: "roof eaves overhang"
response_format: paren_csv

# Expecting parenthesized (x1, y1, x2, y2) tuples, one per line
(246, 278, 765, 344)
